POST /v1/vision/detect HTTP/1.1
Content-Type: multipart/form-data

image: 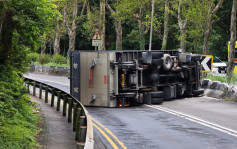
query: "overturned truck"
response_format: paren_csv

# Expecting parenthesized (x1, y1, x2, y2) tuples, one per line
(70, 50, 204, 107)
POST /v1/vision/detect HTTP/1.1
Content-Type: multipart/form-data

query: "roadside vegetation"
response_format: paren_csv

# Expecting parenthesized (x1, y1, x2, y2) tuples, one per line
(0, 66, 39, 149)
(0, 0, 58, 148)
(27, 53, 69, 67)
(205, 74, 237, 86)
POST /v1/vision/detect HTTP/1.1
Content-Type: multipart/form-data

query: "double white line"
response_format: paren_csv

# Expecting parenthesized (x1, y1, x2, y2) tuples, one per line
(146, 104, 237, 138)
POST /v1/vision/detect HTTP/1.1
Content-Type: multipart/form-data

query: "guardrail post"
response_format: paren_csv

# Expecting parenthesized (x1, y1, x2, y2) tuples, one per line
(68, 97, 73, 123)
(33, 82, 36, 96)
(62, 94, 68, 116)
(39, 84, 42, 99)
(45, 86, 48, 103)
(73, 103, 78, 131)
(56, 91, 61, 111)
(77, 143, 85, 149)
(27, 83, 30, 93)
(51, 88, 55, 107)
(77, 115, 86, 143)
(79, 125, 87, 142)
(75, 108, 82, 141)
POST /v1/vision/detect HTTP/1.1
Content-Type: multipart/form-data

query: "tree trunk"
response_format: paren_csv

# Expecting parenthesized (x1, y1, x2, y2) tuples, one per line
(138, 19, 145, 50)
(100, 0, 106, 50)
(180, 27, 186, 51)
(106, 3, 122, 50)
(69, 31, 76, 53)
(227, 0, 237, 78)
(54, 17, 60, 55)
(41, 34, 47, 54)
(161, 0, 169, 50)
(115, 19, 122, 50)
(203, 14, 213, 55)
(202, 0, 224, 54)
(0, 9, 14, 64)
(0, 4, 5, 36)
(64, 0, 86, 55)
(178, 0, 187, 52)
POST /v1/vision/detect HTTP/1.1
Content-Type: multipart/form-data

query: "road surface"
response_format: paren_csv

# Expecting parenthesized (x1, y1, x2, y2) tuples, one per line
(24, 73, 237, 149)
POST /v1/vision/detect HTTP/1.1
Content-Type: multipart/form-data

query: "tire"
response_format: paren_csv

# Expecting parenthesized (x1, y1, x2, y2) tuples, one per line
(162, 54, 173, 71)
(150, 91, 163, 98)
(152, 52, 164, 59)
(152, 59, 163, 65)
(192, 89, 204, 96)
(191, 54, 202, 61)
(218, 70, 221, 73)
(151, 98, 164, 104)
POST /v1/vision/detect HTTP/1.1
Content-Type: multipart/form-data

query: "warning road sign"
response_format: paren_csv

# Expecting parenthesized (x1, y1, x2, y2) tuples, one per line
(201, 55, 213, 72)
(92, 30, 101, 40)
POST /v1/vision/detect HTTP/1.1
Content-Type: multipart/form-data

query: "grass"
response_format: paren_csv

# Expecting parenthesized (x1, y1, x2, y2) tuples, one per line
(205, 73, 237, 85)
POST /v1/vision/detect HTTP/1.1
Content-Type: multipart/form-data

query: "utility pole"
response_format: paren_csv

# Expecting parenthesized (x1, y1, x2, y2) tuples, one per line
(149, 0, 155, 51)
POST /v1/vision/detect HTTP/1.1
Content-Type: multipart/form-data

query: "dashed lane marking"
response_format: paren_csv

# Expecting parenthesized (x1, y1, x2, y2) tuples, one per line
(146, 104, 237, 138)
(91, 117, 127, 149)
(92, 123, 119, 149)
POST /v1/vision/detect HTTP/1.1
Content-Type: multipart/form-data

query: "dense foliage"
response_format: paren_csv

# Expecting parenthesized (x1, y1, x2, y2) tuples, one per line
(27, 53, 68, 65)
(0, 0, 59, 148)
(36, 0, 234, 62)
(0, 65, 39, 149)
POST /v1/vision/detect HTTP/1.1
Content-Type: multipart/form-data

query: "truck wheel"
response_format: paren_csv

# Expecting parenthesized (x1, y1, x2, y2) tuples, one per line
(192, 89, 204, 96)
(152, 59, 163, 65)
(152, 52, 164, 59)
(162, 54, 173, 71)
(151, 98, 164, 104)
(150, 91, 163, 98)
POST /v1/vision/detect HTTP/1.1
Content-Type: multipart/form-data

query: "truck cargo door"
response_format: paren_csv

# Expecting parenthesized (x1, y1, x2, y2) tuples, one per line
(70, 52, 81, 101)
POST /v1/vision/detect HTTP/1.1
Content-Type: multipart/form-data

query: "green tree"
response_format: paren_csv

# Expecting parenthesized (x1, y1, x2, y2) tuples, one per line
(227, 0, 236, 78)
(118, 0, 153, 50)
(0, 0, 58, 70)
(64, 0, 86, 54)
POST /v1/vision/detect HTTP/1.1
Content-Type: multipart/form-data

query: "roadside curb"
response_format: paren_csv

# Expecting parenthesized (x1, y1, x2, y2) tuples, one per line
(201, 79, 237, 101)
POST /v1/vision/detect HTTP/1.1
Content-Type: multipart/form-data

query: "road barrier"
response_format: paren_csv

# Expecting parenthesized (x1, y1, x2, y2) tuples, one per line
(23, 77, 94, 149)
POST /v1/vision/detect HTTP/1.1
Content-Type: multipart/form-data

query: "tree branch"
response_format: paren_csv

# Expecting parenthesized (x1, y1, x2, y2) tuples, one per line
(106, 2, 115, 14)
(133, 13, 141, 20)
(212, 0, 225, 15)
(76, 0, 87, 26)
(63, 5, 71, 34)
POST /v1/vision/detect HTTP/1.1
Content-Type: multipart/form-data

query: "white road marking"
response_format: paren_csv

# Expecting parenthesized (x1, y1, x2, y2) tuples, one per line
(146, 104, 237, 138)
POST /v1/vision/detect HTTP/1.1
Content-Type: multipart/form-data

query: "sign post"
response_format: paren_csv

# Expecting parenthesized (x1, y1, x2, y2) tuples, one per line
(92, 30, 101, 50)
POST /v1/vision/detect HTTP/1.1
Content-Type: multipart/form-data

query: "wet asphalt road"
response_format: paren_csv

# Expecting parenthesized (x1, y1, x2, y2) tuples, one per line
(24, 73, 237, 149)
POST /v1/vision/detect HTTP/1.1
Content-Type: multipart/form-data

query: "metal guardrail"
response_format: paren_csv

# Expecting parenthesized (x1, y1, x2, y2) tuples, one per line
(24, 77, 94, 149)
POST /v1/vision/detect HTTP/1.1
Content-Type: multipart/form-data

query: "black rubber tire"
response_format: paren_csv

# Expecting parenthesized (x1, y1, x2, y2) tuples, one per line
(150, 91, 163, 98)
(152, 59, 163, 65)
(152, 52, 164, 59)
(191, 54, 202, 61)
(162, 54, 173, 71)
(218, 70, 221, 73)
(192, 89, 204, 96)
(151, 98, 164, 104)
